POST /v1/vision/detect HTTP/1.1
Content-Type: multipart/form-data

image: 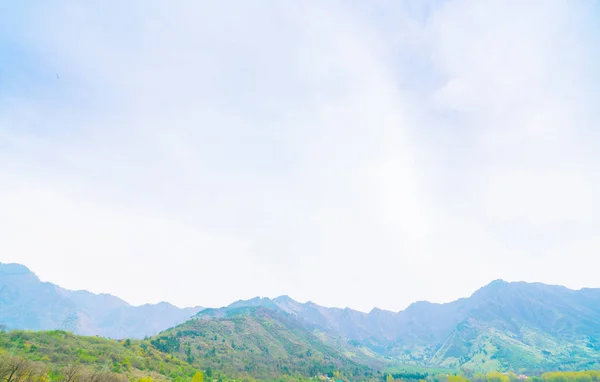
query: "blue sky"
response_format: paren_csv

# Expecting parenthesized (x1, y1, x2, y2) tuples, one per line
(1, 0, 600, 312)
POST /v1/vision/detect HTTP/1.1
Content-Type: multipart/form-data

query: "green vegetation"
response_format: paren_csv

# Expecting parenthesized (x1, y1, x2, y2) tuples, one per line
(381, 370, 600, 382)
(0, 327, 374, 381)
(5, 267, 600, 381)
(384, 365, 456, 375)
(154, 307, 378, 380)
(427, 325, 600, 374)
(0, 330, 208, 381)
(3, 328, 600, 381)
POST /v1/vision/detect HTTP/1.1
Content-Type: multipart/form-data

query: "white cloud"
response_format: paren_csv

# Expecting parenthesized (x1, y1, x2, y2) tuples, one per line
(1, 0, 599, 311)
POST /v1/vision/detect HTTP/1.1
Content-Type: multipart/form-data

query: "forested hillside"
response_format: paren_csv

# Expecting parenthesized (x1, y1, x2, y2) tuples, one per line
(154, 306, 379, 380)
(209, 281, 600, 373)
(0, 329, 201, 381)
(4, 262, 600, 379)
(0, 327, 374, 381)
(3, 328, 600, 382)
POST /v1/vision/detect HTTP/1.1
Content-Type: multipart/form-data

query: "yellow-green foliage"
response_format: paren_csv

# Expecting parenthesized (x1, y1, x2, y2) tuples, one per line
(447, 370, 600, 382)
(0, 353, 128, 382)
(541, 370, 600, 382)
(0, 329, 331, 382)
(0, 330, 194, 380)
(486, 371, 511, 382)
(448, 376, 471, 382)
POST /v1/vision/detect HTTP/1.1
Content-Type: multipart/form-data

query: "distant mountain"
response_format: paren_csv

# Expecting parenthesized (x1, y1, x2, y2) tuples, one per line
(0, 262, 202, 338)
(4, 261, 600, 374)
(198, 280, 600, 373)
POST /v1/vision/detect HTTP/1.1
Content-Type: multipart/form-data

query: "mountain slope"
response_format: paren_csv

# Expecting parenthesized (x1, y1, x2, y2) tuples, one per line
(211, 281, 600, 372)
(422, 281, 600, 372)
(0, 263, 202, 339)
(4, 261, 600, 374)
(154, 306, 380, 380)
(0, 329, 200, 381)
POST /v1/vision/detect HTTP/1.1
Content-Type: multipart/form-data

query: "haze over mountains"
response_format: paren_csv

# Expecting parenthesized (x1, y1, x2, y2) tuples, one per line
(193, 281, 600, 372)
(2, 261, 600, 373)
(0, 262, 202, 338)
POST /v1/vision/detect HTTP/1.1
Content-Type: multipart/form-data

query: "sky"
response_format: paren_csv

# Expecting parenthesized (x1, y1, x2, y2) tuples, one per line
(1, 0, 600, 312)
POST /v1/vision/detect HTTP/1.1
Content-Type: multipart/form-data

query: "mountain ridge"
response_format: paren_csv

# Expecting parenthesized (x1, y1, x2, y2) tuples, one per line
(0, 262, 203, 338)
(4, 261, 600, 373)
(192, 279, 600, 372)
(7, 261, 600, 315)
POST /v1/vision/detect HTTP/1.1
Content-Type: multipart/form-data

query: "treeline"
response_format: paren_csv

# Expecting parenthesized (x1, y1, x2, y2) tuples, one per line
(384, 370, 600, 382)
(537, 371, 600, 382)
(465, 371, 600, 382)
(385, 372, 429, 381)
(0, 329, 361, 382)
(0, 330, 214, 382)
(0, 330, 193, 379)
(0, 353, 212, 382)
(0, 353, 128, 381)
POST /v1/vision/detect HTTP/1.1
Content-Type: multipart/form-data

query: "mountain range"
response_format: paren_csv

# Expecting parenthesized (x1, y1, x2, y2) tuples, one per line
(191, 280, 600, 373)
(2, 261, 600, 375)
(0, 262, 202, 339)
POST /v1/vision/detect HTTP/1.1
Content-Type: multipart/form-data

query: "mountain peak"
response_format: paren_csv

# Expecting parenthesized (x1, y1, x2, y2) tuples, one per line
(273, 295, 295, 303)
(228, 296, 276, 309)
(369, 307, 391, 315)
(0, 262, 36, 277)
(470, 279, 509, 296)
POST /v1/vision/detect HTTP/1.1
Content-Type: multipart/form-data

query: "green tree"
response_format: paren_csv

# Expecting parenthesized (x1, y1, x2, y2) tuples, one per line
(192, 371, 204, 382)
(449, 376, 470, 382)
(122, 357, 132, 372)
(487, 372, 510, 382)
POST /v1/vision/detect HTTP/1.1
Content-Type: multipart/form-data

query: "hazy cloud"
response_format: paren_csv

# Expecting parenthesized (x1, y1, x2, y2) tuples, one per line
(1, 0, 599, 311)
